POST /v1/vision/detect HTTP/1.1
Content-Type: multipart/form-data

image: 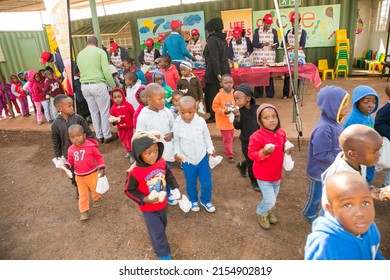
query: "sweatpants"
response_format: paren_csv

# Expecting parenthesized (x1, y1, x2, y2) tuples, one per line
(118, 127, 133, 153)
(221, 129, 234, 158)
(17, 97, 30, 116)
(241, 141, 255, 182)
(143, 209, 171, 258)
(75, 171, 101, 213)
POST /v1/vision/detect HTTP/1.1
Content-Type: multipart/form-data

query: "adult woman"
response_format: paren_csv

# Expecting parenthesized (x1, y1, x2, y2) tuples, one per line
(204, 17, 231, 123)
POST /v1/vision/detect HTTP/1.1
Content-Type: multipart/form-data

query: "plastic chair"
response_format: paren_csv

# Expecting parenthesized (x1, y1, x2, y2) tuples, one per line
(335, 29, 347, 41)
(335, 60, 349, 79)
(367, 52, 384, 72)
(318, 59, 334, 81)
(356, 50, 373, 68)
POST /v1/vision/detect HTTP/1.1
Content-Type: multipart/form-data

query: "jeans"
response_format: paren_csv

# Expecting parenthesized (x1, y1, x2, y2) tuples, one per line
(302, 179, 322, 222)
(256, 179, 281, 215)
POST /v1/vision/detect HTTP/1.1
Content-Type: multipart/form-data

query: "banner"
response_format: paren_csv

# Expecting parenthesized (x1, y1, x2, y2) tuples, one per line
(253, 4, 340, 47)
(43, 25, 61, 78)
(137, 11, 205, 47)
(221, 8, 253, 45)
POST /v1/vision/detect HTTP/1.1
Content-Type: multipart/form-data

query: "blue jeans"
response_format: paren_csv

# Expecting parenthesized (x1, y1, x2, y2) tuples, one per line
(256, 179, 281, 215)
(302, 179, 322, 222)
(143, 209, 170, 258)
(182, 155, 213, 204)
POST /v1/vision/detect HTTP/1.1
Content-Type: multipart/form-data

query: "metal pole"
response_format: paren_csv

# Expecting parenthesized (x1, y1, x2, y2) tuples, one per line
(89, 0, 102, 48)
(67, 0, 76, 113)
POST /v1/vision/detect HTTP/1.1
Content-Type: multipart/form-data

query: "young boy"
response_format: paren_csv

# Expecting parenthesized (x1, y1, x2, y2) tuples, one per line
(152, 71, 173, 108)
(305, 171, 384, 260)
(233, 83, 260, 191)
(65, 124, 105, 221)
(212, 74, 236, 163)
(170, 90, 184, 119)
(122, 57, 146, 85)
(374, 83, 390, 186)
(43, 68, 65, 118)
(302, 86, 350, 223)
(176, 61, 203, 107)
(51, 94, 94, 196)
(125, 72, 142, 111)
(124, 131, 180, 260)
(158, 54, 180, 90)
(173, 96, 216, 212)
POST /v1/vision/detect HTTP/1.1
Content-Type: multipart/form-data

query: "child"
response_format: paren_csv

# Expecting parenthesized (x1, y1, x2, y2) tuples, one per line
(109, 87, 135, 161)
(124, 131, 180, 260)
(170, 90, 184, 119)
(302, 86, 350, 223)
(158, 54, 179, 90)
(136, 83, 176, 205)
(173, 96, 216, 212)
(232, 83, 260, 191)
(65, 124, 105, 221)
(10, 74, 30, 117)
(320, 124, 383, 213)
(29, 71, 53, 125)
(133, 85, 147, 129)
(176, 61, 203, 107)
(248, 103, 292, 229)
(0, 85, 10, 119)
(109, 64, 124, 88)
(52, 94, 94, 196)
(1, 82, 21, 116)
(122, 57, 146, 85)
(125, 72, 142, 111)
(212, 74, 236, 163)
(374, 83, 390, 186)
(305, 171, 384, 260)
(152, 71, 172, 108)
(43, 68, 64, 118)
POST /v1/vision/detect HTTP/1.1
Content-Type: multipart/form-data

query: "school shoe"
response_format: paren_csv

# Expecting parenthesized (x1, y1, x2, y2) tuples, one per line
(257, 213, 270, 229)
(236, 162, 247, 177)
(167, 197, 178, 206)
(200, 202, 216, 213)
(80, 211, 89, 221)
(205, 117, 215, 123)
(98, 138, 104, 144)
(104, 133, 118, 143)
(191, 202, 200, 212)
(92, 198, 101, 208)
(159, 254, 172, 260)
(267, 211, 278, 224)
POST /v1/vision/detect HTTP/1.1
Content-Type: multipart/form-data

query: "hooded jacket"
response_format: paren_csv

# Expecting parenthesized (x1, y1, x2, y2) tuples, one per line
(110, 87, 135, 130)
(374, 100, 390, 139)
(133, 85, 146, 129)
(344, 85, 379, 128)
(152, 71, 173, 106)
(66, 138, 105, 176)
(307, 86, 350, 181)
(248, 103, 286, 181)
(176, 73, 203, 101)
(305, 212, 384, 260)
(124, 132, 179, 212)
(29, 71, 46, 102)
(158, 65, 179, 90)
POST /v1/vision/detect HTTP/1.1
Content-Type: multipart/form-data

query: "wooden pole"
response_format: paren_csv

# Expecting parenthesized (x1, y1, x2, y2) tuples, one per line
(0, 65, 15, 118)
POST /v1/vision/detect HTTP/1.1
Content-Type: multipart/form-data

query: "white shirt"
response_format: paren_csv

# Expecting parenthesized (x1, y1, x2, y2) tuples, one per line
(125, 79, 142, 110)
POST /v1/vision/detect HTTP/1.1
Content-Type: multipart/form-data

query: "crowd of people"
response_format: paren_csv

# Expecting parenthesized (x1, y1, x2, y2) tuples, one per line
(1, 14, 390, 261)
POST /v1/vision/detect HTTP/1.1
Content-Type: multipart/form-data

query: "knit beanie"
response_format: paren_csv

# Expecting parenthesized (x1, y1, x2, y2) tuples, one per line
(180, 60, 193, 70)
(236, 83, 255, 104)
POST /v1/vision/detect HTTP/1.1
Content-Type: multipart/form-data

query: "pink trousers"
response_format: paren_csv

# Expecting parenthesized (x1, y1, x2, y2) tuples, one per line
(220, 129, 234, 158)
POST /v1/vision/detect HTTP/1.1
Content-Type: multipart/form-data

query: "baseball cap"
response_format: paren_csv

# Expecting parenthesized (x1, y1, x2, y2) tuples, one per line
(158, 34, 165, 41)
(289, 12, 301, 23)
(263, 14, 273, 24)
(145, 38, 154, 47)
(191, 29, 199, 36)
(40, 51, 51, 64)
(109, 42, 118, 52)
(233, 27, 243, 38)
(170, 20, 184, 29)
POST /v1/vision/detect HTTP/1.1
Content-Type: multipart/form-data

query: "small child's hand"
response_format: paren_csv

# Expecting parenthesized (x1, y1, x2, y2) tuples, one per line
(233, 107, 240, 117)
(143, 196, 159, 204)
(99, 169, 105, 177)
(164, 132, 173, 142)
(209, 150, 216, 157)
(285, 148, 293, 156)
(224, 109, 232, 115)
(175, 153, 185, 163)
(263, 144, 275, 156)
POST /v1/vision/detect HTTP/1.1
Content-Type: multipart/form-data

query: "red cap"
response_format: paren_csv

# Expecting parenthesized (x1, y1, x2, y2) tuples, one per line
(40, 51, 51, 64)
(233, 27, 243, 38)
(170, 20, 184, 29)
(263, 14, 273, 24)
(158, 34, 165, 41)
(109, 42, 118, 52)
(191, 28, 199, 35)
(289, 12, 301, 23)
(145, 38, 154, 47)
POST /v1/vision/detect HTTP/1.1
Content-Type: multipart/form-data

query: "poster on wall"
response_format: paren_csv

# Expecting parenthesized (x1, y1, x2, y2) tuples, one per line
(43, 25, 61, 78)
(253, 4, 340, 48)
(137, 11, 205, 47)
(221, 8, 253, 44)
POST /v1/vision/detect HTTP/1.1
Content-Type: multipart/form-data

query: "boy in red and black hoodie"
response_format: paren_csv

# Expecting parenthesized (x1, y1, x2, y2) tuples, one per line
(124, 131, 180, 260)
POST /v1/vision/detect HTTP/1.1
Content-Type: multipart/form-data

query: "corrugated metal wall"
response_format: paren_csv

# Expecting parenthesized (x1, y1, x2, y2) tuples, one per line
(0, 31, 49, 80)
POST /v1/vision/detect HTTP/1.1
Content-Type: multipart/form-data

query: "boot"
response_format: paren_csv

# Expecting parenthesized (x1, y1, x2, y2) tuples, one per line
(257, 213, 270, 229)
(268, 211, 278, 224)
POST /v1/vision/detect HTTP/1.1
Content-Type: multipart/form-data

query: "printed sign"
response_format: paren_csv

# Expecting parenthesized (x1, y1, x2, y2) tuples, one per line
(221, 8, 253, 44)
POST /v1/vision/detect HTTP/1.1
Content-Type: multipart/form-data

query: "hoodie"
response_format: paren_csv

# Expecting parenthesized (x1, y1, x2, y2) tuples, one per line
(110, 87, 135, 130)
(133, 85, 146, 129)
(305, 212, 384, 260)
(248, 103, 286, 181)
(152, 71, 173, 107)
(307, 86, 350, 181)
(66, 138, 105, 176)
(344, 85, 379, 128)
(124, 131, 180, 212)
(158, 66, 179, 91)
(126, 79, 142, 110)
(29, 71, 46, 102)
(374, 99, 390, 139)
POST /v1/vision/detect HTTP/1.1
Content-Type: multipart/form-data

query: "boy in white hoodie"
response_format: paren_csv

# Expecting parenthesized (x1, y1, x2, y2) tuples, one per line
(125, 72, 142, 110)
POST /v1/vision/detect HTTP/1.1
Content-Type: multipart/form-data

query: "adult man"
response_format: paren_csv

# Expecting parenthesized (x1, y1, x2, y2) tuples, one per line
(109, 42, 129, 71)
(252, 14, 279, 98)
(162, 20, 195, 72)
(40, 50, 65, 80)
(186, 28, 206, 66)
(77, 36, 117, 143)
(138, 38, 161, 67)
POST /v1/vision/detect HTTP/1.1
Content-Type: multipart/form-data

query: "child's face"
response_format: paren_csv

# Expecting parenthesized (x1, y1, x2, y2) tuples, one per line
(139, 90, 148, 106)
(153, 74, 164, 86)
(180, 66, 191, 77)
(179, 102, 196, 123)
(57, 97, 74, 117)
(34, 74, 41, 82)
(18, 74, 25, 80)
(39, 71, 46, 78)
(221, 76, 234, 93)
(354, 138, 382, 167)
(123, 61, 132, 71)
(125, 78, 135, 87)
(140, 143, 159, 165)
(172, 94, 182, 107)
(45, 71, 54, 80)
(158, 59, 168, 69)
(112, 91, 123, 105)
(356, 95, 376, 115)
(147, 89, 166, 111)
(69, 129, 86, 147)
(338, 103, 349, 121)
(259, 107, 278, 131)
(11, 76, 19, 83)
(234, 90, 251, 108)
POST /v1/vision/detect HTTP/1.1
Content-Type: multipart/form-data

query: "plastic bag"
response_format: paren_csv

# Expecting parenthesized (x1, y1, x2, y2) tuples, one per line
(52, 156, 66, 168)
(96, 175, 110, 194)
(228, 113, 235, 123)
(377, 137, 390, 169)
(178, 194, 191, 213)
(198, 102, 205, 114)
(209, 155, 223, 169)
(283, 140, 295, 171)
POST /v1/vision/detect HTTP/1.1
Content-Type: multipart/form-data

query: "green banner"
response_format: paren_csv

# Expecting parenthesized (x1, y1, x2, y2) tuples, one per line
(253, 4, 340, 48)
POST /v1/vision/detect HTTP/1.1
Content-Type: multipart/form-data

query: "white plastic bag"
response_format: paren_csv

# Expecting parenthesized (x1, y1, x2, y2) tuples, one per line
(283, 140, 295, 171)
(209, 155, 223, 169)
(377, 137, 390, 169)
(198, 102, 205, 114)
(96, 175, 110, 194)
(228, 113, 235, 123)
(178, 194, 191, 213)
(52, 156, 66, 168)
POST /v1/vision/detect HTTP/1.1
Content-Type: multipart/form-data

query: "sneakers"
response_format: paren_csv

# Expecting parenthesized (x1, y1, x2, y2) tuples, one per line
(125, 152, 131, 158)
(80, 211, 89, 221)
(205, 117, 215, 123)
(167, 197, 178, 206)
(236, 162, 247, 177)
(228, 157, 235, 163)
(200, 201, 216, 213)
(92, 198, 101, 208)
(257, 213, 270, 229)
(191, 202, 200, 212)
(268, 211, 278, 224)
(159, 254, 172, 260)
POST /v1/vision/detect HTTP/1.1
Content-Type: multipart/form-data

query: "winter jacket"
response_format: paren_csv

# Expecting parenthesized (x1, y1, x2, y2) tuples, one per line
(43, 76, 65, 98)
(10, 81, 27, 98)
(110, 87, 135, 130)
(176, 73, 203, 101)
(233, 103, 260, 144)
(374, 100, 390, 139)
(29, 71, 46, 102)
(159, 65, 179, 90)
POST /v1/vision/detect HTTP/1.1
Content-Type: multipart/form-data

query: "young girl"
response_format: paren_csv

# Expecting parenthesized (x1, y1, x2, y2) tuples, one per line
(233, 83, 260, 191)
(0, 85, 10, 119)
(212, 74, 236, 163)
(157, 54, 179, 90)
(133, 85, 147, 129)
(152, 71, 172, 108)
(10, 75, 29, 117)
(248, 103, 292, 230)
(2, 82, 21, 115)
(109, 88, 135, 162)
(29, 71, 53, 125)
